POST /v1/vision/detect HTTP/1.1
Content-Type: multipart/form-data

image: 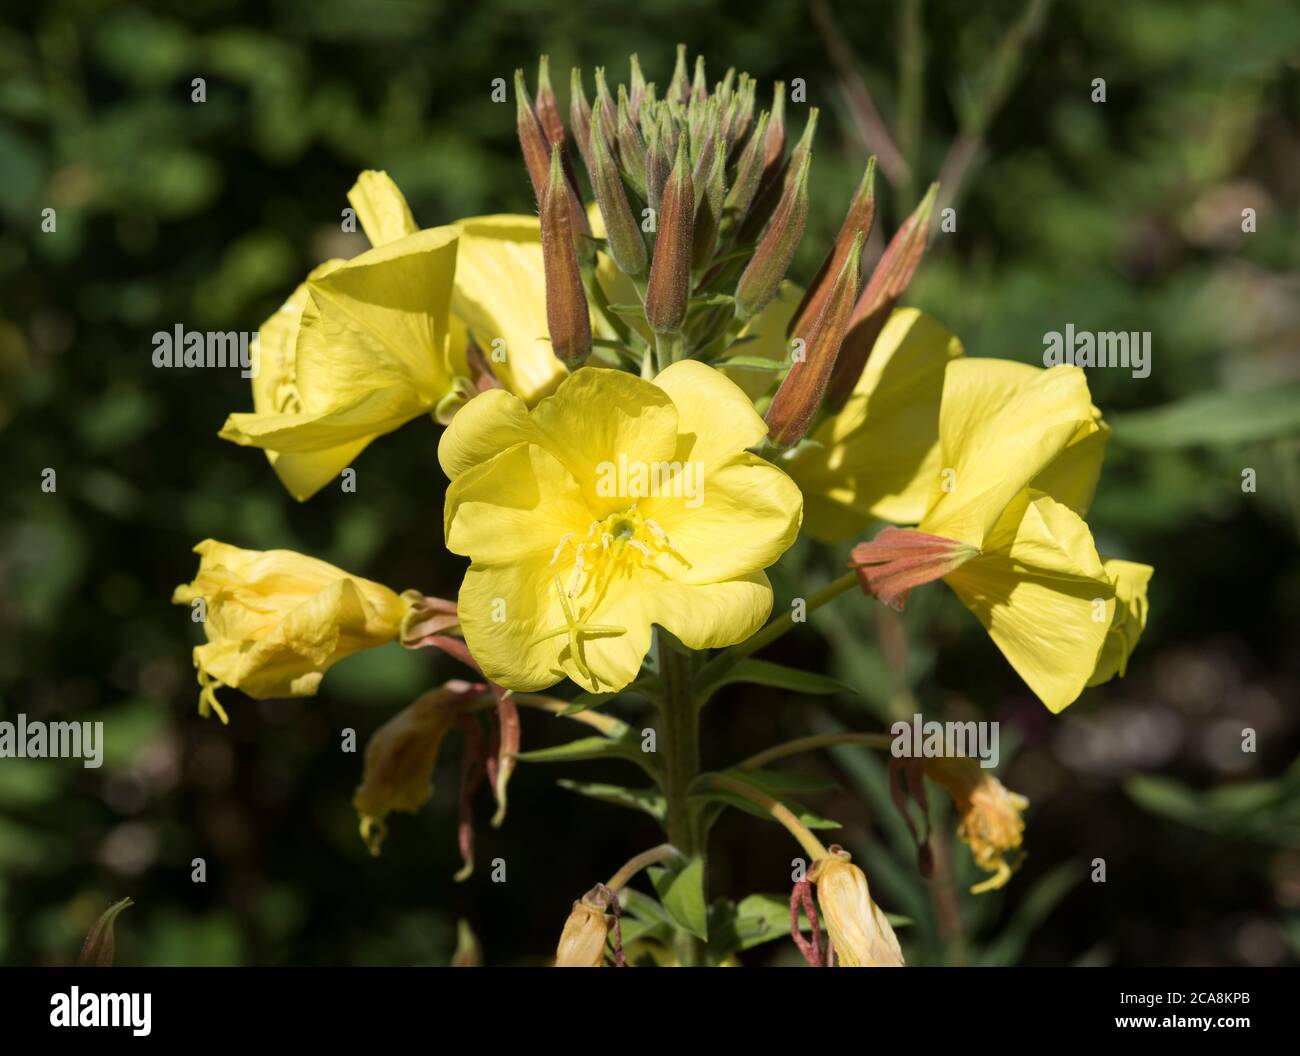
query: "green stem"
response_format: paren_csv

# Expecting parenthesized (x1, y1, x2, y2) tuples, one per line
(654, 330, 684, 373)
(698, 773, 829, 860)
(656, 634, 698, 854)
(737, 732, 892, 771)
(605, 843, 680, 893)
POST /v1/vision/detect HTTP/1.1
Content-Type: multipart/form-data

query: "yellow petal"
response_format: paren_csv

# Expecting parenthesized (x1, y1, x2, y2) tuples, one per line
(652, 359, 769, 468)
(921, 359, 1097, 548)
(437, 387, 536, 481)
(456, 559, 566, 691)
(1088, 558, 1154, 686)
(783, 308, 962, 541)
(641, 452, 803, 585)
(347, 170, 419, 248)
(647, 571, 773, 649)
(452, 214, 567, 404)
(943, 491, 1114, 713)
(529, 367, 680, 515)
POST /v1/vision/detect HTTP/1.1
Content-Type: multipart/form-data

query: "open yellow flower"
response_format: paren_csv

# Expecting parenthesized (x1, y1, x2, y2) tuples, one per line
(782, 308, 964, 542)
(853, 359, 1147, 713)
(440, 362, 804, 692)
(809, 850, 904, 967)
(220, 171, 464, 500)
(1088, 558, 1154, 686)
(172, 539, 408, 722)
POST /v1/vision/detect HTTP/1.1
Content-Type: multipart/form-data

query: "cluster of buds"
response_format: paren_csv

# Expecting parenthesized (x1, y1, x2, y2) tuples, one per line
(513, 46, 937, 448)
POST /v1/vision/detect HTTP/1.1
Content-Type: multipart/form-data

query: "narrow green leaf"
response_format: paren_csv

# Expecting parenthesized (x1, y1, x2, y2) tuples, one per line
(1111, 383, 1300, 449)
(556, 779, 666, 820)
(698, 658, 855, 697)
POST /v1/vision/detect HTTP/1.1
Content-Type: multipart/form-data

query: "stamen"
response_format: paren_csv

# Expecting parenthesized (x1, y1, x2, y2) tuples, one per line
(549, 532, 574, 565)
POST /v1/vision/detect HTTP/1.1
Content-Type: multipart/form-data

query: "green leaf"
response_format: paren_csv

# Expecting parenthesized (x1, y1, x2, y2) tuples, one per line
(710, 354, 786, 371)
(649, 857, 709, 941)
(556, 779, 666, 820)
(698, 658, 855, 698)
(691, 770, 841, 831)
(558, 675, 660, 716)
(606, 302, 647, 319)
(514, 734, 657, 776)
(1111, 383, 1300, 449)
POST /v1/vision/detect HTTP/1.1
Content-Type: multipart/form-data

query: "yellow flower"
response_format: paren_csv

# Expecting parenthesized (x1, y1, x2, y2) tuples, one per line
(1088, 558, 1154, 686)
(220, 171, 464, 500)
(809, 850, 904, 967)
(925, 757, 1029, 893)
(171, 539, 408, 723)
(554, 898, 612, 968)
(439, 362, 803, 692)
(451, 214, 569, 404)
(853, 359, 1136, 713)
(352, 680, 488, 855)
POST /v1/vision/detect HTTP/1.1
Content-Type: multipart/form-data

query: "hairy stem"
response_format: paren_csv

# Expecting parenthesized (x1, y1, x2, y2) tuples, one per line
(606, 843, 680, 893)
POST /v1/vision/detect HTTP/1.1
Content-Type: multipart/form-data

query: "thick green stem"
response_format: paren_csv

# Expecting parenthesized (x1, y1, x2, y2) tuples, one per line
(657, 636, 698, 854)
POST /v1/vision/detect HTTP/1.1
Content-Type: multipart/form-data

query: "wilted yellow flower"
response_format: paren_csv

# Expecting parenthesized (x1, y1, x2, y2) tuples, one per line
(555, 898, 611, 968)
(853, 359, 1147, 713)
(220, 171, 465, 500)
(925, 757, 1029, 894)
(352, 680, 488, 855)
(439, 362, 803, 692)
(171, 539, 408, 722)
(809, 850, 903, 967)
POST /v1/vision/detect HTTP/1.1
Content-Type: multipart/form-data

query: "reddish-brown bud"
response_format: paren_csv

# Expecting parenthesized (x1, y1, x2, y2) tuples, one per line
(735, 149, 810, 320)
(515, 68, 551, 203)
(540, 147, 592, 363)
(645, 138, 694, 334)
(535, 55, 565, 150)
(825, 182, 937, 408)
(762, 83, 787, 183)
(789, 157, 877, 341)
(765, 231, 863, 446)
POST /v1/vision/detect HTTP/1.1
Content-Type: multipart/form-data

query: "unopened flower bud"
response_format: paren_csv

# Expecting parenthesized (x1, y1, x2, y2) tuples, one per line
(593, 66, 617, 145)
(645, 137, 694, 334)
(825, 182, 937, 409)
(570, 67, 594, 176)
(514, 68, 551, 204)
(789, 157, 876, 342)
(540, 147, 592, 363)
(667, 43, 690, 104)
(765, 231, 863, 446)
(735, 149, 810, 320)
(762, 82, 787, 183)
(555, 895, 612, 968)
(534, 55, 566, 151)
(628, 53, 648, 121)
(722, 110, 769, 237)
(78, 897, 133, 967)
(693, 138, 727, 268)
(810, 849, 904, 967)
(616, 86, 648, 201)
(591, 119, 647, 276)
(690, 53, 708, 103)
(645, 108, 675, 210)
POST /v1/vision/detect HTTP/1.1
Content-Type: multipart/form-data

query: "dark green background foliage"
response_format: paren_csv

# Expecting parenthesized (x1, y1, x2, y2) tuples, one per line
(1, 0, 1297, 966)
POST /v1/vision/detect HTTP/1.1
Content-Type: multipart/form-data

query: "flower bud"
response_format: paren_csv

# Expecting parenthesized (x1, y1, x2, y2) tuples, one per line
(762, 82, 787, 184)
(825, 182, 937, 409)
(692, 136, 727, 268)
(628, 53, 648, 122)
(616, 86, 648, 201)
(721, 110, 769, 236)
(925, 757, 1029, 894)
(690, 53, 708, 103)
(789, 157, 877, 341)
(569, 67, 594, 176)
(593, 66, 617, 146)
(555, 897, 612, 968)
(534, 55, 566, 151)
(765, 231, 864, 446)
(735, 149, 810, 320)
(514, 68, 551, 204)
(645, 137, 694, 334)
(591, 118, 647, 276)
(667, 43, 690, 104)
(645, 108, 674, 211)
(809, 850, 904, 967)
(540, 146, 592, 362)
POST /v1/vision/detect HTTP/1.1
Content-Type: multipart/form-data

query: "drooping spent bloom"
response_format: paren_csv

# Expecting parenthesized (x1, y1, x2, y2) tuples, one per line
(555, 893, 613, 968)
(172, 539, 410, 723)
(809, 848, 903, 967)
(352, 680, 490, 855)
(439, 362, 803, 692)
(925, 757, 1029, 894)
